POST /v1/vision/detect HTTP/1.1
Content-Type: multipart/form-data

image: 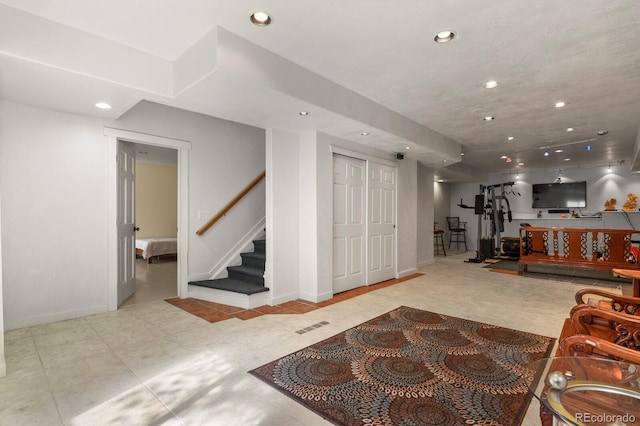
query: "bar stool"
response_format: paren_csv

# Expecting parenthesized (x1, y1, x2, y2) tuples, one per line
(446, 216, 468, 250)
(434, 225, 447, 256)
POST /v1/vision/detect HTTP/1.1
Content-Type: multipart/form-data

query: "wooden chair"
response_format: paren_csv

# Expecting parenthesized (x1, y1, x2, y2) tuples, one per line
(574, 288, 640, 316)
(559, 305, 640, 362)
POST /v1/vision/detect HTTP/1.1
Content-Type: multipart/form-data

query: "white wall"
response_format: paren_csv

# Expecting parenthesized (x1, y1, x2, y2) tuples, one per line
(417, 165, 435, 265)
(450, 165, 640, 252)
(115, 101, 266, 281)
(0, 100, 266, 329)
(0, 101, 111, 329)
(265, 129, 301, 304)
(397, 159, 418, 276)
(0, 193, 5, 377)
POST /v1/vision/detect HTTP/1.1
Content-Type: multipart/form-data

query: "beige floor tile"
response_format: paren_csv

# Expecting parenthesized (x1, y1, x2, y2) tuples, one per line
(1, 251, 606, 425)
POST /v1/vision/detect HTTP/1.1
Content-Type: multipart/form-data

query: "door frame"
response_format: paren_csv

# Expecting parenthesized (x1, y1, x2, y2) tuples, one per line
(330, 146, 398, 285)
(105, 127, 191, 311)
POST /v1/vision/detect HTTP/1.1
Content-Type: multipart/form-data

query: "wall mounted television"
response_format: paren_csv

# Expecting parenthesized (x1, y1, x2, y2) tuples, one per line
(532, 181, 587, 209)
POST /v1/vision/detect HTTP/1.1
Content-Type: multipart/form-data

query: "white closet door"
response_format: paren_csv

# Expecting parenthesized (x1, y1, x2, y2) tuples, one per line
(333, 154, 365, 293)
(368, 161, 396, 284)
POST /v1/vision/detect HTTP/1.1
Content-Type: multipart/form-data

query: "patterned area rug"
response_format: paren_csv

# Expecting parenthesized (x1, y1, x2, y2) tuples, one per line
(249, 306, 555, 425)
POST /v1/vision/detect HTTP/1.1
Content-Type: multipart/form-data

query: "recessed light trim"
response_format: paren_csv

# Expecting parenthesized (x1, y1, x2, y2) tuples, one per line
(554, 101, 566, 108)
(597, 130, 608, 136)
(563, 158, 571, 161)
(360, 132, 370, 136)
(500, 155, 507, 159)
(434, 30, 456, 43)
(483, 116, 495, 121)
(299, 111, 309, 116)
(554, 149, 564, 153)
(250, 11, 272, 26)
(95, 102, 112, 110)
(507, 136, 515, 141)
(544, 151, 550, 156)
(483, 80, 499, 89)
(566, 127, 574, 132)
(518, 162, 525, 166)
(405, 146, 410, 150)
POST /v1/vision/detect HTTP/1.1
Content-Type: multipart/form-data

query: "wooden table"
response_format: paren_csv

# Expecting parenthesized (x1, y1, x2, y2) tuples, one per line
(613, 268, 640, 297)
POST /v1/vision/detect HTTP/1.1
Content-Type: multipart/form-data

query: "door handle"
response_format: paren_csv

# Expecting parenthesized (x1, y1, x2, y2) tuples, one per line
(134, 226, 140, 232)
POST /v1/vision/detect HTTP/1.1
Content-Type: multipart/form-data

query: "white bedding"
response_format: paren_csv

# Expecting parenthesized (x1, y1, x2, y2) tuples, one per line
(135, 237, 177, 260)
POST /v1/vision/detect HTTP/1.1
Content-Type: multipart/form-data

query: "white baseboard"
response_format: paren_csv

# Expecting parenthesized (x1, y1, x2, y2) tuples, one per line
(5, 304, 106, 331)
(270, 290, 301, 306)
(299, 290, 333, 303)
(417, 259, 435, 268)
(397, 268, 418, 278)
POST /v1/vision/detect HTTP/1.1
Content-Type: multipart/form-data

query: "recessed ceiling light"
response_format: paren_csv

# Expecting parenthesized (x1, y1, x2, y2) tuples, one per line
(566, 127, 575, 132)
(250, 11, 272, 26)
(460, 152, 465, 156)
(507, 136, 515, 141)
(544, 151, 549, 156)
(95, 102, 112, 110)
(434, 30, 456, 43)
(500, 155, 507, 159)
(483, 116, 495, 121)
(405, 146, 410, 150)
(563, 158, 571, 161)
(597, 130, 608, 136)
(442, 159, 448, 163)
(554, 101, 566, 108)
(299, 111, 309, 116)
(483, 80, 499, 89)
(360, 132, 370, 136)
(554, 149, 564, 153)
(518, 162, 525, 166)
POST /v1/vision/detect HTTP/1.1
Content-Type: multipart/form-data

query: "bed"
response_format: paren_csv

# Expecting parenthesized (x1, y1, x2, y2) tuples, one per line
(135, 238, 177, 263)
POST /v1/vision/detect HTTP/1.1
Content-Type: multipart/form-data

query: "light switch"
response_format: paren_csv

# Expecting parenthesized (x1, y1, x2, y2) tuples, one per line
(198, 211, 210, 220)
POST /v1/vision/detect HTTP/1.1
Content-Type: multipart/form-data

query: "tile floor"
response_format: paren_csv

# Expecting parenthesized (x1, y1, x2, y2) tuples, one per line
(0, 251, 625, 425)
(121, 258, 178, 307)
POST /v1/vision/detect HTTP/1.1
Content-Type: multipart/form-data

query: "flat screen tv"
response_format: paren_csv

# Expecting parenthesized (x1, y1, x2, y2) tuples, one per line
(532, 181, 587, 209)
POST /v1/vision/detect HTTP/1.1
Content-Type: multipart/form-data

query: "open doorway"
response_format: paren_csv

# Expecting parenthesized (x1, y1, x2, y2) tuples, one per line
(122, 143, 179, 306)
(105, 128, 191, 311)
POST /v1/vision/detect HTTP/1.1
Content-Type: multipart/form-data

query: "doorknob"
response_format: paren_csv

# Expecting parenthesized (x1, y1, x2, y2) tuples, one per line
(134, 226, 140, 232)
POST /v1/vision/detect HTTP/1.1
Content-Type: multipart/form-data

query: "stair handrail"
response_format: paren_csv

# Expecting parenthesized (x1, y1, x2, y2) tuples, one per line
(196, 171, 266, 236)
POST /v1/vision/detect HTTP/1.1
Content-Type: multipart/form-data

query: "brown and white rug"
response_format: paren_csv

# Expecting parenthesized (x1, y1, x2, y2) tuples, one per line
(249, 306, 555, 425)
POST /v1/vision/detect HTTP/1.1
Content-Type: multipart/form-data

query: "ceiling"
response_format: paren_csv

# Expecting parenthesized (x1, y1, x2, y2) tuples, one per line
(2, 1, 639, 182)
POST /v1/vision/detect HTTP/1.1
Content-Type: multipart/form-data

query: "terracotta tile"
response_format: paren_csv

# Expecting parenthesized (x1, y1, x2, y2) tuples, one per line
(254, 305, 289, 314)
(277, 301, 304, 310)
(199, 311, 233, 323)
(232, 310, 264, 320)
(284, 304, 319, 314)
(195, 300, 245, 314)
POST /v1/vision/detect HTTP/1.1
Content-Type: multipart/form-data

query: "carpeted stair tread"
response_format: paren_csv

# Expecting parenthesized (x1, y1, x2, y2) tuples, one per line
(228, 264, 264, 277)
(241, 252, 266, 261)
(189, 278, 269, 295)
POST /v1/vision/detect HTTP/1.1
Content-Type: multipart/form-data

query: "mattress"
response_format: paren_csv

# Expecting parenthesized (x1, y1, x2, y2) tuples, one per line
(135, 237, 177, 260)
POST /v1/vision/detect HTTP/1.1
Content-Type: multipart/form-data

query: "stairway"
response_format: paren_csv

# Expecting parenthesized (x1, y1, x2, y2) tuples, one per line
(188, 239, 268, 302)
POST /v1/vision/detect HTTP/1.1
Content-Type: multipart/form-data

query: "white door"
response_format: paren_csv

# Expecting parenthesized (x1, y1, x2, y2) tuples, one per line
(117, 141, 136, 306)
(333, 155, 365, 293)
(368, 161, 396, 284)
